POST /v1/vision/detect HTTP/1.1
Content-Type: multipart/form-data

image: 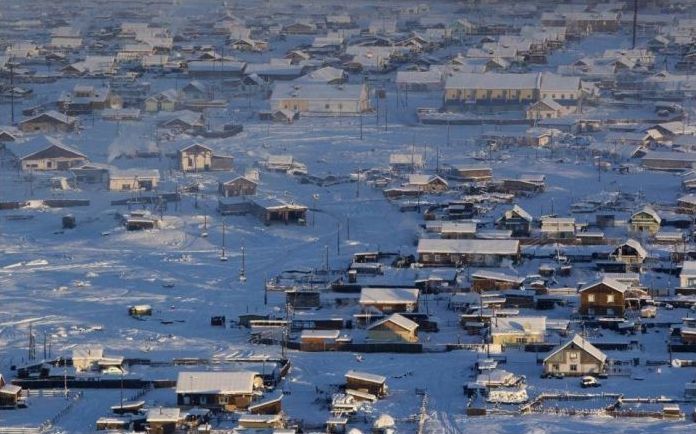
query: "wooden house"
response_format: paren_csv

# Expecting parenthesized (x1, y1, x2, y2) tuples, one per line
(237, 414, 284, 430)
(0, 383, 22, 408)
(417, 239, 520, 267)
(438, 221, 477, 239)
(11, 136, 88, 171)
(345, 371, 387, 398)
(641, 151, 696, 171)
(610, 239, 647, 268)
(359, 287, 419, 314)
(219, 176, 257, 197)
(144, 89, 179, 112)
(526, 97, 566, 120)
(490, 316, 546, 346)
(178, 143, 234, 172)
(270, 83, 369, 115)
(108, 168, 160, 191)
(248, 394, 283, 415)
(176, 371, 261, 411)
(680, 261, 696, 289)
(264, 155, 296, 172)
(471, 270, 523, 292)
(299, 330, 341, 351)
(497, 205, 533, 236)
(405, 174, 449, 193)
(543, 334, 607, 377)
(540, 217, 576, 239)
(629, 206, 662, 235)
(250, 198, 307, 225)
(677, 194, 696, 214)
(19, 110, 77, 133)
(367, 313, 419, 343)
(444, 73, 539, 105)
(146, 408, 180, 434)
(389, 153, 424, 173)
(579, 278, 627, 318)
(448, 165, 493, 182)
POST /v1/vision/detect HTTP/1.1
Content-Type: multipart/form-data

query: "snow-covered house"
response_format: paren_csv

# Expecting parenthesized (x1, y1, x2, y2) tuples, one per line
(490, 316, 546, 346)
(6, 136, 87, 171)
(176, 371, 261, 411)
(108, 168, 160, 191)
(367, 313, 419, 343)
(19, 111, 77, 134)
(579, 278, 627, 318)
(270, 83, 369, 115)
(629, 206, 661, 235)
(543, 334, 607, 376)
(417, 239, 520, 267)
(359, 287, 420, 314)
(177, 143, 234, 172)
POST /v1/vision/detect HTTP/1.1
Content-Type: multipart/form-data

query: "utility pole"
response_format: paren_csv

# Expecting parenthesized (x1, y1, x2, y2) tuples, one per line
(9, 59, 16, 125)
(356, 169, 360, 198)
(632, 0, 638, 50)
(239, 245, 247, 282)
(359, 111, 363, 140)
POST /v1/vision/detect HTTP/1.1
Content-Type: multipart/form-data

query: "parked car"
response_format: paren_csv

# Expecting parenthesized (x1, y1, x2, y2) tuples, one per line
(581, 376, 601, 388)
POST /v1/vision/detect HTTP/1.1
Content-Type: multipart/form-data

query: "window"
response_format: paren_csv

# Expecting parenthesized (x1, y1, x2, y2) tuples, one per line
(569, 351, 578, 360)
(570, 364, 578, 372)
(187, 157, 193, 167)
(553, 363, 559, 371)
(587, 294, 595, 303)
(47, 161, 53, 168)
(606, 294, 615, 303)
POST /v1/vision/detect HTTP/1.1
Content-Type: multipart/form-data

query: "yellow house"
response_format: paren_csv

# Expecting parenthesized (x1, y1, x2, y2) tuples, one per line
(367, 313, 419, 343)
(178, 143, 213, 171)
(108, 168, 160, 191)
(629, 206, 661, 235)
(270, 83, 370, 114)
(490, 316, 546, 346)
(444, 72, 539, 104)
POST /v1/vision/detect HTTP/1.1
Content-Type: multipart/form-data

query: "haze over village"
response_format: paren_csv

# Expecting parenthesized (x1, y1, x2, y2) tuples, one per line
(3, 0, 696, 433)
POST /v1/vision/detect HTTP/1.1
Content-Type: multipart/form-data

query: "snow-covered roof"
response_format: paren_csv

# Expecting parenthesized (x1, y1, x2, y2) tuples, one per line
(445, 72, 540, 90)
(271, 82, 365, 101)
(617, 238, 648, 259)
(300, 329, 340, 340)
(579, 278, 629, 294)
(108, 168, 160, 180)
(539, 72, 581, 92)
(359, 287, 419, 305)
(491, 316, 546, 334)
(345, 370, 386, 385)
(175, 371, 257, 395)
(146, 407, 180, 423)
(471, 269, 523, 283)
(506, 205, 533, 222)
(21, 110, 76, 126)
(417, 239, 519, 255)
(368, 313, 419, 333)
(631, 206, 661, 224)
